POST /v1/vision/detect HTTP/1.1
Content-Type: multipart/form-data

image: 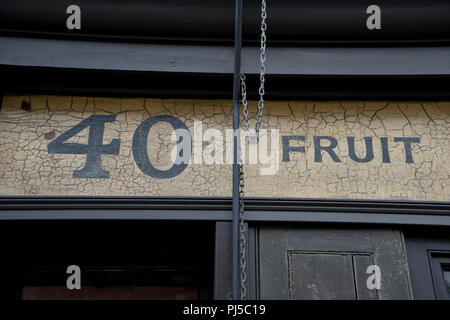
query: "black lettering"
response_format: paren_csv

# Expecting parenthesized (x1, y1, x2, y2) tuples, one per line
(347, 137, 374, 163)
(313, 136, 341, 163)
(47, 115, 120, 178)
(394, 137, 420, 163)
(282, 136, 305, 162)
(132, 115, 190, 179)
(380, 137, 391, 163)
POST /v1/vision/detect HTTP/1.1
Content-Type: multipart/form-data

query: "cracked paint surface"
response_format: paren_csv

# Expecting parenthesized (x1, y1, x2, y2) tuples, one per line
(0, 95, 449, 201)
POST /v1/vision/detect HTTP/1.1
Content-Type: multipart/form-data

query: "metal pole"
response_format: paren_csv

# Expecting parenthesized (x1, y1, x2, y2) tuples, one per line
(232, 0, 243, 301)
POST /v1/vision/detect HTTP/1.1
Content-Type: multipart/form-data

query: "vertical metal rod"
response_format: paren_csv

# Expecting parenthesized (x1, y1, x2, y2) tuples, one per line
(232, 0, 243, 301)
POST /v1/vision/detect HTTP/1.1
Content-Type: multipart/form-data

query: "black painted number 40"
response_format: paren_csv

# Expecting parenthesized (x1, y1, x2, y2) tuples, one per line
(48, 114, 189, 179)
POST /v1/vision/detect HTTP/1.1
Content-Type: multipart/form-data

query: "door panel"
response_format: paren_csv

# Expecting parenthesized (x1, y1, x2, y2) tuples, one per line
(259, 226, 412, 300)
(288, 252, 356, 300)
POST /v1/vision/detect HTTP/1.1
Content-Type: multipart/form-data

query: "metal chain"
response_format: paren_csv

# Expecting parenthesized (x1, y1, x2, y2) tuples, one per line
(240, 0, 267, 139)
(240, 74, 250, 135)
(256, 0, 267, 135)
(238, 162, 247, 300)
(238, 0, 267, 300)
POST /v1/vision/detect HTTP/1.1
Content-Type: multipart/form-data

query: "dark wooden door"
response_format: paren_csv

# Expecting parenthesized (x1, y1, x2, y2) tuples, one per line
(258, 226, 412, 299)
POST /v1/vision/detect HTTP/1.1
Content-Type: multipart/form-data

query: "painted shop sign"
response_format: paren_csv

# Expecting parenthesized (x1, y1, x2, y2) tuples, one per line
(0, 95, 449, 201)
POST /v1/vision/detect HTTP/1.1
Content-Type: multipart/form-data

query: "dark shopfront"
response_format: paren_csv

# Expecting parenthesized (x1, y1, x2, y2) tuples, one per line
(0, 0, 449, 300)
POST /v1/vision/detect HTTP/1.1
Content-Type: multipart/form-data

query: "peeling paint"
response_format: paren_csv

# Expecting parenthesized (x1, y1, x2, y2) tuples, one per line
(0, 95, 449, 201)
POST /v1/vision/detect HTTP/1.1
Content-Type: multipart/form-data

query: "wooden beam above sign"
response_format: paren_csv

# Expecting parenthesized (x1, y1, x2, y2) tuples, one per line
(1, 36, 449, 76)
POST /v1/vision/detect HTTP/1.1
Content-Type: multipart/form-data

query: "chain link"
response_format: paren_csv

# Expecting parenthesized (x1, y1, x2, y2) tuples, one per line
(238, 0, 267, 300)
(238, 162, 247, 300)
(240, 0, 267, 141)
(240, 74, 250, 135)
(256, 0, 267, 136)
